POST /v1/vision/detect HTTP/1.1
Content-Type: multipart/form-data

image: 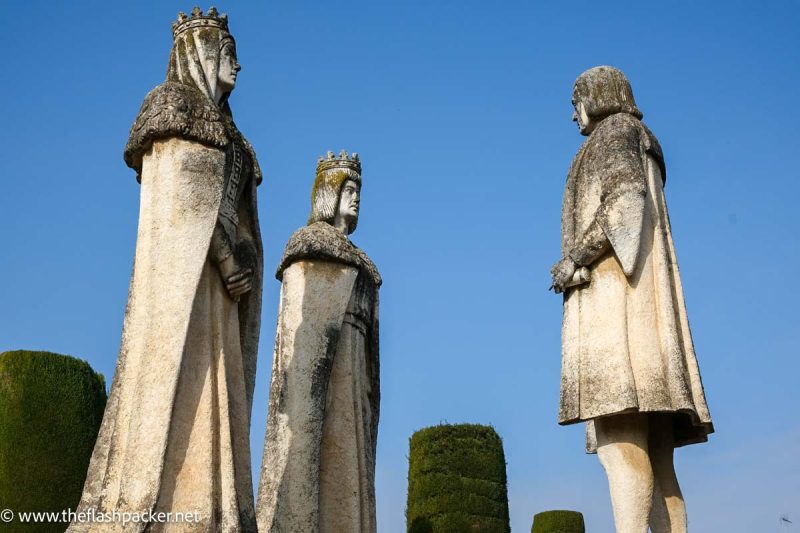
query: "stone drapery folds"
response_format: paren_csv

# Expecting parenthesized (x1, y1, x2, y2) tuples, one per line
(559, 95, 713, 451)
(69, 9, 263, 532)
(257, 221, 381, 533)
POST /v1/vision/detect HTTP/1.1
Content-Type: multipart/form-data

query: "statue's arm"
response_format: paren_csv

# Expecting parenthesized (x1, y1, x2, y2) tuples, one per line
(552, 221, 607, 293)
(210, 222, 235, 264)
(233, 184, 259, 272)
(571, 121, 647, 273)
(210, 181, 256, 300)
(568, 219, 610, 267)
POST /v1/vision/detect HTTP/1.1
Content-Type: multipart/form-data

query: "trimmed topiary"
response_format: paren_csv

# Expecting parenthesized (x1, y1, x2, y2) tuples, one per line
(531, 510, 585, 533)
(407, 424, 510, 533)
(0, 350, 107, 532)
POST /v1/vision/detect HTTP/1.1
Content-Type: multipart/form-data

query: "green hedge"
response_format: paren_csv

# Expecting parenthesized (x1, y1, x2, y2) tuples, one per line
(531, 510, 585, 533)
(0, 350, 107, 532)
(407, 424, 510, 533)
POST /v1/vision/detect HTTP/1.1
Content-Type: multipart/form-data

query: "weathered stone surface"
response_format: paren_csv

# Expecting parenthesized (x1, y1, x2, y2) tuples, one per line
(257, 152, 380, 533)
(277, 221, 381, 286)
(551, 66, 713, 532)
(69, 8, 262, 532)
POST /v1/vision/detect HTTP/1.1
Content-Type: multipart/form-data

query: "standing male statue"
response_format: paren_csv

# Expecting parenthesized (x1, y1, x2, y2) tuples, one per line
(551, 66, 713, 533)
(70, 7, 263, 531)
(257, 151, 381, 533)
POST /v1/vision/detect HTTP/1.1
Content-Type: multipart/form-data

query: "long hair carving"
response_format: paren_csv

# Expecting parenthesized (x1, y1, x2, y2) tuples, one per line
(573, 66, 642, 121)
(308, 151, 362, 234)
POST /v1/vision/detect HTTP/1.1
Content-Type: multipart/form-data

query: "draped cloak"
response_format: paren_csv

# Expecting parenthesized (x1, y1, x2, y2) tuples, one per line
(69, 24, 263, 531)
(558, 112, 713, 452)
(256, 221, 381, 533)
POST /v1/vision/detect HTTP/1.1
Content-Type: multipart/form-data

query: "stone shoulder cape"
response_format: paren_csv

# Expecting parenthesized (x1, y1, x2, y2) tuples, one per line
(559, 112, 713, 451)
(257, 221, 380, 531)
(123, 81, 262, 185)
(276, 221, 382, 286)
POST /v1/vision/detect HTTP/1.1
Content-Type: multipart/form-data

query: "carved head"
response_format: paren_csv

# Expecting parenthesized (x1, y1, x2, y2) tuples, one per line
(572, 66, 642, 135)
(167, 7, 239, 108)
(309, 151, 362, 235)
(216, 39, 240, 94)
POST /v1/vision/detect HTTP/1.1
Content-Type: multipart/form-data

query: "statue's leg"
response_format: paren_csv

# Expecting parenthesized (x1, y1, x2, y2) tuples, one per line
(650, 478, 670, 531)
(648, 414, 687, 533)
(595, 412, 652, 533)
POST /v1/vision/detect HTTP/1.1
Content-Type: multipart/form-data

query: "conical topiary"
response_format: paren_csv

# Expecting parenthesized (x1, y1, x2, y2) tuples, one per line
(531, 510, 585, 533)
(0, 350, 107, 532)
(406, 424, 510, 532)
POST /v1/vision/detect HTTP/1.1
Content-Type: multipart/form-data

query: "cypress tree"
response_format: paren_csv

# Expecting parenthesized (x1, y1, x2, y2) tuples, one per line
(531, 510, 585, 533)
(406, 424, 510, 532)
(0, 350, 107, 532)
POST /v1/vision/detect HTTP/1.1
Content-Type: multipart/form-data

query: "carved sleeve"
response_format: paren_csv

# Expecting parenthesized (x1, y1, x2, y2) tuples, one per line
(233, 184, 259, 272)
(569, 117, 647, 274)
(209, 176, 257, 267)
(210, 222, 235, 264)
(568, 219, 610, 266)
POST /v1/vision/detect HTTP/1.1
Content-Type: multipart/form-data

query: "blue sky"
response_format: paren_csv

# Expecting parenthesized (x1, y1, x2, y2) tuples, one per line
(2, 1, 799, 531)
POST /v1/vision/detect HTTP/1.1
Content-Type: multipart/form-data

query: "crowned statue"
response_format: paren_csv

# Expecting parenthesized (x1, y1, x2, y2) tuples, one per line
(551, 66, 713, 533)
(69, 7, 263, 531)
(256, 151, 381, 533)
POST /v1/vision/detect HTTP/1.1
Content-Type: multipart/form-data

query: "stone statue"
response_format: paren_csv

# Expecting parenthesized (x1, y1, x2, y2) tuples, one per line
(551, 66, 713, 533)
(256, 151, 381, 533)
(69, 7, 262, 532)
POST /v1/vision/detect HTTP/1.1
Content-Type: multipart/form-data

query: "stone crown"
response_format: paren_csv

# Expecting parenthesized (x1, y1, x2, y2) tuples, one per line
(316, 150, 361, 175)
(172, 7, 229, 39)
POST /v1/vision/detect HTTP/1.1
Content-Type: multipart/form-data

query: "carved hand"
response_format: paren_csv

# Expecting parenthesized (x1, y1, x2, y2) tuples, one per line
(550, 256, 577, 294)
(219, 255, 253, 302)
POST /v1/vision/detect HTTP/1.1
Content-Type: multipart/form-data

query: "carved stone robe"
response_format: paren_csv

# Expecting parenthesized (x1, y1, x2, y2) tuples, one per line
(558, 112, 713, 451)
(256, 221, 381, 533)
(69, 80, 263, 532)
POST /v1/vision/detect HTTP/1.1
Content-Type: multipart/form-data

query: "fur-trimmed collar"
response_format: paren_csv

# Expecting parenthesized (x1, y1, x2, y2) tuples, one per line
(123, 82, 262, 185)
(277, 222, 381, 287)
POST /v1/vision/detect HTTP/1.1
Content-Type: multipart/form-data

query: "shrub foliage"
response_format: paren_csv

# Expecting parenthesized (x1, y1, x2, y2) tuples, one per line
(0, 350, 107, 532)
(531, 509, 585, 533)
(407, 424, 510, 532)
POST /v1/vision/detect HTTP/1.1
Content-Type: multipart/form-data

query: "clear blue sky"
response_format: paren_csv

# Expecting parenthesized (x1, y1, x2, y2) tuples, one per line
(2, 1, 798, 531)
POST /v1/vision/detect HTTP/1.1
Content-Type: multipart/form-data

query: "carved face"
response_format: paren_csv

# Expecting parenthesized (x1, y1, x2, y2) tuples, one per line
(217, 41, 240, 94)
(337, 179, 360, 232)
(572, 98, 594, 136)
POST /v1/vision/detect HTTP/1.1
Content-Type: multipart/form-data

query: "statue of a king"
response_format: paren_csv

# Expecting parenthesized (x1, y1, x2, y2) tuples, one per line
(257, 151, 381, 533)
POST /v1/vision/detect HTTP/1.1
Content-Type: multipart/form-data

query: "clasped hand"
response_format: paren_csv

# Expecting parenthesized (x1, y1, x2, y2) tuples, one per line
(219, 255, 253, 301)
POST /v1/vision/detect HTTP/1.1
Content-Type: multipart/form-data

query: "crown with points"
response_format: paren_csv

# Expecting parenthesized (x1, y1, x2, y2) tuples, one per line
(316, 150, 361, 175)
(172, 7, 229, 39)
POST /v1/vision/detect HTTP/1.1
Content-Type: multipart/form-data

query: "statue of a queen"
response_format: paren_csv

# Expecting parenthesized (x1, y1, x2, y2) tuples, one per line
(69, 7, 263, 532)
